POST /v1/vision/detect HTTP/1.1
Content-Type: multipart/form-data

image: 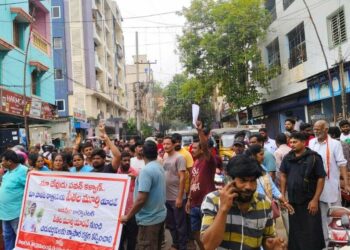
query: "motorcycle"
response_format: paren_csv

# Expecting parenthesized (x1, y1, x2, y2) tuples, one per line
(328, 206, 350, 249)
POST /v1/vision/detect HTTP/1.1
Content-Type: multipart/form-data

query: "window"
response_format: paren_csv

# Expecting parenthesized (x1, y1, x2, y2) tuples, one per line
(13, 21, 24, 49)
(265, 0, 276, 22)
(266, 38, 280, 68)
(288, 22, 307, 69)
(53, 37, 62, 49)
(328, 8, 347, 47)
(54, 69, 63, 79)
(52, 6, 61, 19)
(283, 0, 295, 10)
(31, 70, 41, 96)
(55, 100, 65, 111)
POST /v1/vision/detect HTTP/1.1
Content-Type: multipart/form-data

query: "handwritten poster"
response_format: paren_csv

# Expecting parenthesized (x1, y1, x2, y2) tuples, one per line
(15, 172, 130, 250)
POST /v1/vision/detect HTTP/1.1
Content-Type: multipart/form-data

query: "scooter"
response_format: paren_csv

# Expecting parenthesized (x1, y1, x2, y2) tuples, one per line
(327, 206, 350, 249)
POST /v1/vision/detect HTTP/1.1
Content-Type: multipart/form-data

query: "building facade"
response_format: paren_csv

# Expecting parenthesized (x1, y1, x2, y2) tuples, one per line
(255, 0, 350, 138)
(0, 0, 56, 148)
(50, 0, 128, 145)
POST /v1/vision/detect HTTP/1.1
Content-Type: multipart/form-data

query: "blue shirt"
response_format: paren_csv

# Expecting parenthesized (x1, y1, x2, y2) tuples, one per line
(257, 165, 281, 200)
(134, 160, 166, 226)
(0, 164, 28, 220)
(263, 149, 277, 172)
(69, 165, 93, 172)
(39, 165, 50, 171)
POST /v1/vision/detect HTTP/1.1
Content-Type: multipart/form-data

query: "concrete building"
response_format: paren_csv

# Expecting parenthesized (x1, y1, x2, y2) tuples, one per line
(0, 0, 56, 149)
(125, 54, 155, 125)
(254, 0, 350, 137)
(50, 0, 128, 145)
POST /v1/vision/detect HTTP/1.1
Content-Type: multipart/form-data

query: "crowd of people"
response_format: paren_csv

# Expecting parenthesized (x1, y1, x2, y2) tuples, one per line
(1, 118, 350, 250)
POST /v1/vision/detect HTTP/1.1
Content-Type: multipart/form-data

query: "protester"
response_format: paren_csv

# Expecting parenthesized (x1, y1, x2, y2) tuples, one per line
(309, 120, 350, 246)
(51, 153, 69, 172)
(249, 133, 277, 180)
(232, 139, 245, 156)
(80, 142, 94, 166)
(42, 144, 54, 161)
(245, 145, 291, 212)
(185, 121, 216, 250)
(200, 155, 286, 250)
(121, 141, 166, 250)
(259, 128, 277, 153)
(28, 153, 50, 172)
(130, 140, 145, 173)
(118, 152, 139, 250)
(163, 135, 187, 250)
(0, 150, 28, 250)
(280, 132, 326, 250)
(70, 153, 93, 172)
(285, 118, 297, 133)
(299, 123, 315, 146)
(328, 126, 350, 171)
(171, 133, 195, 249)
(156, 133, 164, 152)
(339, 120, 350, 143)
(91, 124, 121, 173)
(274, 133, 291, 181)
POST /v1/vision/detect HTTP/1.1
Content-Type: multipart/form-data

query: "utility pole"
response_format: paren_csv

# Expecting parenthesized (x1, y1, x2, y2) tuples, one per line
(302, 0, 337, 124)
(135, 32, 141, 133)
(134, 32, 157, 134)
(23, 8, 35, 148)
(339, 46, 347, 119)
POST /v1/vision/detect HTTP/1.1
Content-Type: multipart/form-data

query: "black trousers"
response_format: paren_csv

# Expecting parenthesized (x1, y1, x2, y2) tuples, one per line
(288, 202, 325, 250)
(119, 216, 138, 250)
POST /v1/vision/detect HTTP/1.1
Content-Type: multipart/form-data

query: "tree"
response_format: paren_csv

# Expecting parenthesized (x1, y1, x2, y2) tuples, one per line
(141, 122, 153, 138)
(178, 0, 275, 111)
(159, 74, 215, 128)
(125, 118, 138, 137)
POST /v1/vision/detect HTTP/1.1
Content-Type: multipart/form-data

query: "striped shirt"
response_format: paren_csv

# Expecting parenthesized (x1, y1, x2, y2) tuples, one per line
(201, 191, 275, 250)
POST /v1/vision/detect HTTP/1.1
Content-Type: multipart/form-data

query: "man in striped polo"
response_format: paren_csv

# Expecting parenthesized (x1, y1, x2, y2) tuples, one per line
(200, 155, 286, 250)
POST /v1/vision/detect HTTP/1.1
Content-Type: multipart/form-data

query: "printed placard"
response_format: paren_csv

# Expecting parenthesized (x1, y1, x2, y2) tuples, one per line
(15, 172, 130, 250)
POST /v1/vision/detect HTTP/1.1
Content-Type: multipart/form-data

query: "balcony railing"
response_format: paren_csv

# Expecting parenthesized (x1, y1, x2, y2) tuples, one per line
(31, 30, 51, 56)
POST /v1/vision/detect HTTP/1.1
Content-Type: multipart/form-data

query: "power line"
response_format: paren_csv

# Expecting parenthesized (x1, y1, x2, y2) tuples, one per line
(123, 11, 178, 19)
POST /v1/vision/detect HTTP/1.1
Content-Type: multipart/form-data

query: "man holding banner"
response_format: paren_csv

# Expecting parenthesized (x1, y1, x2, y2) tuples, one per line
(0, 150, 28, 250)
(121, 140, 166, 250)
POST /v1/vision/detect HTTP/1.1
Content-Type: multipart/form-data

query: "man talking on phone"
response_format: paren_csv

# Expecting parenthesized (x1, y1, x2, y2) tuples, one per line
(200, 155, 286, 250)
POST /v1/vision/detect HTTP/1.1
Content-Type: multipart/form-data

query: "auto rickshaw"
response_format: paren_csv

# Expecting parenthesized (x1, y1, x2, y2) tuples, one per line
(211, 125, 264, 167)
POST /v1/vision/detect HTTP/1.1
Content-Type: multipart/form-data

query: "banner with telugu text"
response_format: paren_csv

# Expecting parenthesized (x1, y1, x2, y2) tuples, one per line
(15, 171, 130, 250)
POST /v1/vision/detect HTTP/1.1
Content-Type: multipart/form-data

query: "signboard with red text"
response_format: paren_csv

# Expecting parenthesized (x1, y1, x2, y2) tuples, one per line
(15, 172, 130, 250)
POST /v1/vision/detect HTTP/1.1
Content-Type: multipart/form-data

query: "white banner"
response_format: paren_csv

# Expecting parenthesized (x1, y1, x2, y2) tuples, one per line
(15, 171, 130, 250)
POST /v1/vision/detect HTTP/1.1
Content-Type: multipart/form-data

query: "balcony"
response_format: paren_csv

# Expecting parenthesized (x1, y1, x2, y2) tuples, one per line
(96, 80, 102, 91)
(31, 30, 51, 56)
(95, 54, 103, 72)
(93, 25, 102, 45)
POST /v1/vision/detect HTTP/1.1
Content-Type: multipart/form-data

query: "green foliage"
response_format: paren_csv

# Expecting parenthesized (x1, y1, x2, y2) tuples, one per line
(160, 74, 215, 127)
(178, 0, 273, 110)
(141, 122, 153, 138)
(125, 119, 138, 136)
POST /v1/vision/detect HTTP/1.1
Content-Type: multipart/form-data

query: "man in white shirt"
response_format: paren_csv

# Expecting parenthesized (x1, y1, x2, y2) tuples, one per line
(22, 202, 37, 233)
(309, 120, 350, 247)
(339, 120, 350, 143)
(130, 140, 145, 173)
(259, 128, 277, 153)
